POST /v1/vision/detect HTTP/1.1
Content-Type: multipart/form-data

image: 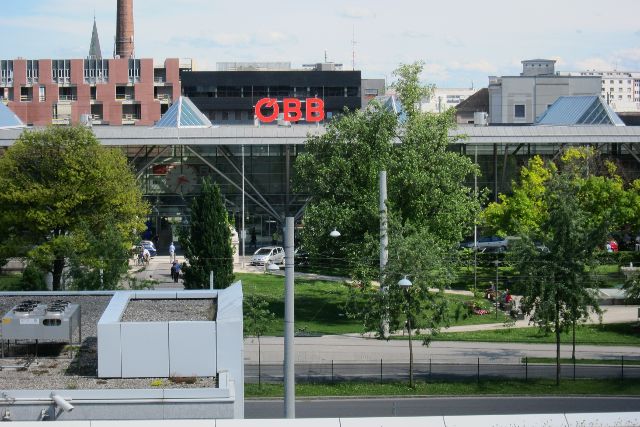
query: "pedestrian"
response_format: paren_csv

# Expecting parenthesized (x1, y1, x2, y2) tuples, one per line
(174, 261, 181, 283)
(169, 242, 176, 262)
(250, 227, 257, 249)
(170, 261, 176, 281)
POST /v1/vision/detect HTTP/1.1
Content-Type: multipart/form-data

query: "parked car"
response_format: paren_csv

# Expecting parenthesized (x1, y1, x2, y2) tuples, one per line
(294, 248, 310, 266)
(140, 240, 157, 257)
(250, 246, 285, 266)
(460, 236, 519, 253)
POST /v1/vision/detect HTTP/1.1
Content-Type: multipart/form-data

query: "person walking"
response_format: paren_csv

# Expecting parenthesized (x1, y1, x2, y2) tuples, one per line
(173, 261, 181, 283)
(169, 242, 176, 262)
(170, 261, 177, 282)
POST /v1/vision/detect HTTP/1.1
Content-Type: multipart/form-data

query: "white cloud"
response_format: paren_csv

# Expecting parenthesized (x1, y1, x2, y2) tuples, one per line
(339, 6, 375, 19)
(575, 57, 615, 71)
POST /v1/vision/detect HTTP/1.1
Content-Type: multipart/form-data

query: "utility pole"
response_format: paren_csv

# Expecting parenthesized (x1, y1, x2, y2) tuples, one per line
(380, 171, 389, 337)
(284, 216, 295, 418)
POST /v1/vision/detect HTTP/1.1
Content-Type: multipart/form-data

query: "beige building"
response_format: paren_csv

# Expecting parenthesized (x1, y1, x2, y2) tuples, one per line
(488, 59, 601, 124)
(559, 70, 640, 112)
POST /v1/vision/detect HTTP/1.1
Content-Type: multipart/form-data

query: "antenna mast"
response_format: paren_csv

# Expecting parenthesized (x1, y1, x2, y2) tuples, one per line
(351, 25, 357, 71)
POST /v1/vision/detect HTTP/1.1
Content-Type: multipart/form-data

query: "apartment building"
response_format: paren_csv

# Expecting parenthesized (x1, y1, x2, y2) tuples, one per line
(559, 70, 640, 112)
(0, 57, 185, 126)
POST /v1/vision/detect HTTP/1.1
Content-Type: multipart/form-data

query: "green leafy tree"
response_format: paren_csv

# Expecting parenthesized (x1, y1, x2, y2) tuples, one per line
(298, 61, 477, 386)
(243, 295, 275, 387)
(295, 62, 479, 270)
(181, 178, 234, 289)
(509, 170, 606, 385)
(0, 126, 148, 290)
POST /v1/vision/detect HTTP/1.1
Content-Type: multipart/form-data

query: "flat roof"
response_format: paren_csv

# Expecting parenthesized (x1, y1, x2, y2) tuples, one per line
(0, 125, 639, 147)
(0, 293, 217, 390)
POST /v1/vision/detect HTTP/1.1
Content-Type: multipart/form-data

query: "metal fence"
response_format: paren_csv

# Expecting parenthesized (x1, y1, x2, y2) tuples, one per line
(245, 357, 640, 384)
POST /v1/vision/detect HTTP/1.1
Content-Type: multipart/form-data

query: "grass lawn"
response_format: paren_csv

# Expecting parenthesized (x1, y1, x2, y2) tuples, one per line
(246, 379, 640, 398)
(432, 323, 640, 346)
(237, 273, 510, 336)
(0, 274, 22, 291)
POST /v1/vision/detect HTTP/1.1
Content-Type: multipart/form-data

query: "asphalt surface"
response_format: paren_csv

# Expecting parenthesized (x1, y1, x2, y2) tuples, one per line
(245, 396, 640, 418)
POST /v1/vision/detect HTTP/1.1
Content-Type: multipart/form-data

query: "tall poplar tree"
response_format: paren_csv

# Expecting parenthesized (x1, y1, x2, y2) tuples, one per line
(181, 178, 234, 289)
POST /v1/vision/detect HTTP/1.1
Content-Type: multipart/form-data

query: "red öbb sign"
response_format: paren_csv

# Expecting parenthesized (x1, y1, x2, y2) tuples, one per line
(255, 98, 325, 123)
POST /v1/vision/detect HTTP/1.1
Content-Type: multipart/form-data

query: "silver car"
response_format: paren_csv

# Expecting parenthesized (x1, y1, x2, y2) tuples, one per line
(250, 246, 285, 266)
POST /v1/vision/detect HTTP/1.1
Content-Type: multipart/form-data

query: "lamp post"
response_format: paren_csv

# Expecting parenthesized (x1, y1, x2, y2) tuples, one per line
(283, 216, 295, 418)
(398, 275, 413, 387)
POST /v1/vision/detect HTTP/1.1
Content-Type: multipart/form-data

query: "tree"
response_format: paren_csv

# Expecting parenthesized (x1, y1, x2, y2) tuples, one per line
(513, 172, 604, 384)
(180, 178, 234, 289)
(489, 149, 630, 383)
(0, 126, 148, 290)
(243, 295, 275, 387)
(297, 61, 478, 386)
(295, 62, 479, 270)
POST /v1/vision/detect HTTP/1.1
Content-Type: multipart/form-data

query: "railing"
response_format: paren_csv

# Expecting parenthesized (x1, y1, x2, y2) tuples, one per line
(154, 76, 165, 83)
(116, 94, 134, 100)
(155, 94, 171, 101)
(244, 356, 640, 384)
(122, 114, 140, 121)
(91, 114, 103, 121)
(39, 96, 46, 102)
(58, 95, 77, 101)
(20, 95, 32, 102)
(52, 116, 71, 125)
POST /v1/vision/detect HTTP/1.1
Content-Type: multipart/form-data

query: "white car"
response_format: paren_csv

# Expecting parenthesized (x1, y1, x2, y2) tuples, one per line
(250, 246, 285, 266)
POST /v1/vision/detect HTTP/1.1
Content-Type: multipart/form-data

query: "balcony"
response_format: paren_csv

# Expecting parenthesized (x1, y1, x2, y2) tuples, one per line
(52, 116, 71, 125)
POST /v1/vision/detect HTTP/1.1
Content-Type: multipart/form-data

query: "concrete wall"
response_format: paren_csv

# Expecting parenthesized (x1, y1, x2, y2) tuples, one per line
(489, 76, 601, 124)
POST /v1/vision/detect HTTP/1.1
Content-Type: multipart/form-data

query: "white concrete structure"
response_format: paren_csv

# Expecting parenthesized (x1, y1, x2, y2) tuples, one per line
(559, 70, 640, 112)
(488, 59, 601, 124)
(421, 88, 478, 113)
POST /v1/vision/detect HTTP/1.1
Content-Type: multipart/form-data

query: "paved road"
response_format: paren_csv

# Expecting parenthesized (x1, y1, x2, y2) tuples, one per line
(244, 335, 640, 364)
(245, 396, 640, 418)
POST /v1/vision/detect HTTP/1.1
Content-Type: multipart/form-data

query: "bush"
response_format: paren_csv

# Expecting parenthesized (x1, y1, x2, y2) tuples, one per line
(19, 264, 47, 291)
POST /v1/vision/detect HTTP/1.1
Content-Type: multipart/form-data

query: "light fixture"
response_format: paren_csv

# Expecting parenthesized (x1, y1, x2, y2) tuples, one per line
(398, 276, 412, 288)
(329, 228, 341, 238)
(51, 393, 74, 413)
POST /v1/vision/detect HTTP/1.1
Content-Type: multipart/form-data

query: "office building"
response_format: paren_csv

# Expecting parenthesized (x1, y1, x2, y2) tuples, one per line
(488, 59, 601, 124)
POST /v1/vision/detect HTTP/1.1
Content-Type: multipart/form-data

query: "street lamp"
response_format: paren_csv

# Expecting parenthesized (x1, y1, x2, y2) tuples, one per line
(329, 228, 341, 238)
(398, 275, 414, 387)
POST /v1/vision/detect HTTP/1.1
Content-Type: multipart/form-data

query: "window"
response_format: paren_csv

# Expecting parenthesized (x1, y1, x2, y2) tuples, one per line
(235, 111, 241, 121)
(514, 104, 525, 118)
(222, 111, 229, 121)
(39, 86, 45, 102)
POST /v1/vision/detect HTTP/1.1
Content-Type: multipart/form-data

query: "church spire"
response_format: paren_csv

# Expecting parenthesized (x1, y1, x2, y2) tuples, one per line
(89, 16, 102, 59)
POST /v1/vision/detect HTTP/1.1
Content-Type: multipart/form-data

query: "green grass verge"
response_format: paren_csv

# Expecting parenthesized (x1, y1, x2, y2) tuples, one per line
(432, 323, 640, 346)
(0, 274, 22, 291)
(237, 273, 509, 336)
(524, 357, 640, 365)
(246, 379, 640, 398)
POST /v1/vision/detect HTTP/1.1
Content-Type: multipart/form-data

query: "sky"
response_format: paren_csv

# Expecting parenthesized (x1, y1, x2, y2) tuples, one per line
(2, 0, 640, 88)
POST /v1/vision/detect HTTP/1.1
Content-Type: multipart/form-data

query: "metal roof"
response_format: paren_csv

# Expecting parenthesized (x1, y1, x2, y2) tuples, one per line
(0, 102, 25, 129)
(0, 124, 639, 147)
(535, 96, 625, 126)
(154, 96, 213, 128)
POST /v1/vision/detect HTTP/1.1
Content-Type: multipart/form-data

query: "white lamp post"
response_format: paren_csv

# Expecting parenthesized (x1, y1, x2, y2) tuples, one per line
(398, 275, 414, 387)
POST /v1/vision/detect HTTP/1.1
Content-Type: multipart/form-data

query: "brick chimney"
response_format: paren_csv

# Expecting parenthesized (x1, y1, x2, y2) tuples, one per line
(115, 0, 134, 58)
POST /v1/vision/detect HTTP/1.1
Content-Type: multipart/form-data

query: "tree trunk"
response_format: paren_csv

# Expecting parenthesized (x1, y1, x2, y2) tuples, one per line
(555, 311, 561, 386)
(52, 257, 65, 291)
(407, 319, 413, 388)
(572, 319, 576, 362)
(258, 335, 262, 388)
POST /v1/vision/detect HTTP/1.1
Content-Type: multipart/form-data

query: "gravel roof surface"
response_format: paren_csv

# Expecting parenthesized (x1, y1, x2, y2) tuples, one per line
(0, 294, 216, 390)
(121, 298, 216, 322)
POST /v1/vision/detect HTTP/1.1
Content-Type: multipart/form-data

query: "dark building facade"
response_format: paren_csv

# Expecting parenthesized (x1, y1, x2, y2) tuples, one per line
(180, 70, 362, 124)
